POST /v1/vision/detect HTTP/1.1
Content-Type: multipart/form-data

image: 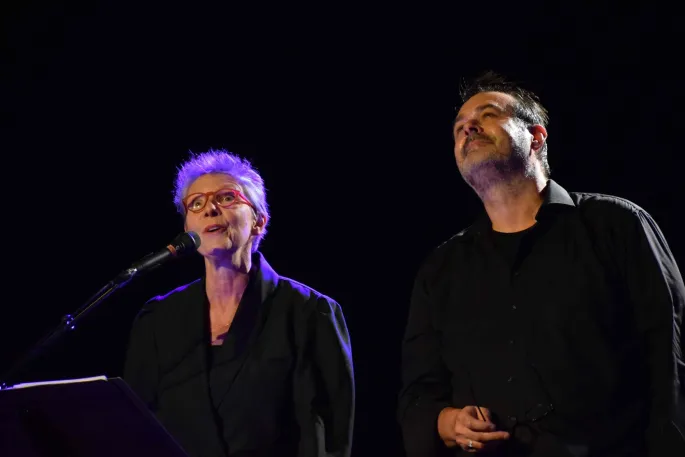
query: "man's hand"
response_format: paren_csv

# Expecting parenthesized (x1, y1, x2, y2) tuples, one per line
(437, 406, 510, 452)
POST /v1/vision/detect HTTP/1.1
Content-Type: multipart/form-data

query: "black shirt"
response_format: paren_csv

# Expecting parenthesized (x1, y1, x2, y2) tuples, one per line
(490, 228, 531, 269)
(397, 180, 684, 457)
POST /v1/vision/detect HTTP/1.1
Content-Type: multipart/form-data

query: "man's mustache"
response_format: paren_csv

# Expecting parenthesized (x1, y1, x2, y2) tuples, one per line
(463, 134, 493, 155)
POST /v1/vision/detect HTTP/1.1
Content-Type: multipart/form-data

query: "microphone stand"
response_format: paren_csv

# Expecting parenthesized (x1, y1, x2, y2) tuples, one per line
(0, 266, 142, 390)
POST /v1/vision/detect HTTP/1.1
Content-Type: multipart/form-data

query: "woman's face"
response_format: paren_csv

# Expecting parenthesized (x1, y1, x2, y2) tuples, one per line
(183, 173, 262, 259)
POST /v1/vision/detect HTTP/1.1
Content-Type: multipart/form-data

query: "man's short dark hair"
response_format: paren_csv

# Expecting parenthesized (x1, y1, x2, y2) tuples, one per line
(459, 71, 551, 177)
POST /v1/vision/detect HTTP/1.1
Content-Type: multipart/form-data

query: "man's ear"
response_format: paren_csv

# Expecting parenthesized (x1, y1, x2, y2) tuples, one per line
(529, 124, 548, 154)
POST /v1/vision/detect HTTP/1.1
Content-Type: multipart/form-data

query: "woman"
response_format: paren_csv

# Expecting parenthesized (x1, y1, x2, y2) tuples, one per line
(123, 149, 354, 457)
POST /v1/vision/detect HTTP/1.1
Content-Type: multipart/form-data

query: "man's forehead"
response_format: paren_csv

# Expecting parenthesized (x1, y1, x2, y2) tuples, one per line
(457, 91, 516, 116)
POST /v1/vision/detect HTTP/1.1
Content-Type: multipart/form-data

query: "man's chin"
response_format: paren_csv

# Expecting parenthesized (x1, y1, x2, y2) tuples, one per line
(462, 156, 510, 179)
(461, 153, 503, 171)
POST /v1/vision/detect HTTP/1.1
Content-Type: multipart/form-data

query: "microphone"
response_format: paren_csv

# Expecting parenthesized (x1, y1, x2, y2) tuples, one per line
(115, 231, 201, 284)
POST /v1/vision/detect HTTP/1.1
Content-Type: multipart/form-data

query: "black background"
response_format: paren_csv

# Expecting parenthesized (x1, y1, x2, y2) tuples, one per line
(3, 3, 683, 456)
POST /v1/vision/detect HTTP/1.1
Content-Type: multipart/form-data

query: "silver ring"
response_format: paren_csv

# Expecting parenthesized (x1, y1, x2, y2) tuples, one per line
(468, 439, 473, 449)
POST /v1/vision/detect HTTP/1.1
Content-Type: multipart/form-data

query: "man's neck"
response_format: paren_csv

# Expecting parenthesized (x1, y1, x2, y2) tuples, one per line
(479, 175, 547, 233)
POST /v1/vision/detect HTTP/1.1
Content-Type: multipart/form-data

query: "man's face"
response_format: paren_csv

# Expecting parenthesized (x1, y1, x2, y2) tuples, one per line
(453, 92, 526, 171)
(452, 91, 538, 191)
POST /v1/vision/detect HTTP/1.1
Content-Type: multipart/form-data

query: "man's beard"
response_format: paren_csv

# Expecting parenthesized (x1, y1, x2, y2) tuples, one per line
(461, 140, 535, 197)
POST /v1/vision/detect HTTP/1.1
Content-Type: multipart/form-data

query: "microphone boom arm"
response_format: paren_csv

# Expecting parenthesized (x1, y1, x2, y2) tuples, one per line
(0, 231, 200, 389)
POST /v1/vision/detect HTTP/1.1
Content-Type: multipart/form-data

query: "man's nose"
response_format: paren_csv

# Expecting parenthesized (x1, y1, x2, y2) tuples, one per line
(463, 119, 483, 136)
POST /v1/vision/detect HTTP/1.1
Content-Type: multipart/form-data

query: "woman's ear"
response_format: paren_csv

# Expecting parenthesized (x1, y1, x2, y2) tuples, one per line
(252, 214, 267, 235)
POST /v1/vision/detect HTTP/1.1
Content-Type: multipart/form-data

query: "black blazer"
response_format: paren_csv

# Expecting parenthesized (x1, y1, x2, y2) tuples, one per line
(123, 253, 355, 457)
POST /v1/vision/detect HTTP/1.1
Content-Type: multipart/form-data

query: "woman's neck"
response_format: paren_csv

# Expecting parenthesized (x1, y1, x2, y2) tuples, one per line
(204, 251, 252, 312)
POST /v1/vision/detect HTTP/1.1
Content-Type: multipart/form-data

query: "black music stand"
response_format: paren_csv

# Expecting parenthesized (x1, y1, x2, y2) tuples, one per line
(0, 376, 190, 457)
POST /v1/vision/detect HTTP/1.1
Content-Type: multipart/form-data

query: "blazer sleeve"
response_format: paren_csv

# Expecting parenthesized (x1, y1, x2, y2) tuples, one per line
(123, 303, 160, 411)
(294, 296, 355, 457)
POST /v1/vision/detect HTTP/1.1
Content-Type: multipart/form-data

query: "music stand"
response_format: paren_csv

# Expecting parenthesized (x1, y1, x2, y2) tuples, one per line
(0, 376, 190, 457)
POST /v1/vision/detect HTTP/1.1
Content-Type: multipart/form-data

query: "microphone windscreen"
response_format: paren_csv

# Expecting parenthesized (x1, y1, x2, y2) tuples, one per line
(170, 231, 201, 255)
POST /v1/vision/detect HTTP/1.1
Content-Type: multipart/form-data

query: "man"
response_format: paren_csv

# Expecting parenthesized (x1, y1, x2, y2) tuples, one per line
(397, 71, 684, 456)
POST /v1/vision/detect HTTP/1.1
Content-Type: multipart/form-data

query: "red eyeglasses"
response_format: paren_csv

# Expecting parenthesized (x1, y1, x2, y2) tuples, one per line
(183, 188, 255, 214)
